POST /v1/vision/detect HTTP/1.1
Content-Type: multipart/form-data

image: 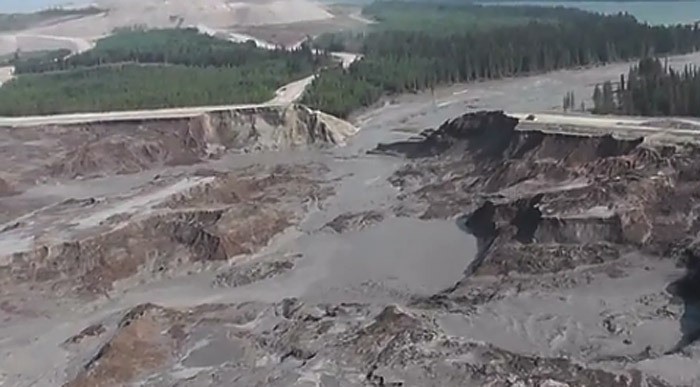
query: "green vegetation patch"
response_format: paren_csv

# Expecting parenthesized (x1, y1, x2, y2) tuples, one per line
(0, 28, 326, 116)
(361, 1, 561, 33)
(0, 64, 283, 116)
(304, 1, 700, 117)
(593, 57, 700, 117)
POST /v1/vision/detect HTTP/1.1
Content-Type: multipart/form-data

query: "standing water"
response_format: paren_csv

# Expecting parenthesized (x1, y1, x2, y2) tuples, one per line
(480, 1, 700, 25)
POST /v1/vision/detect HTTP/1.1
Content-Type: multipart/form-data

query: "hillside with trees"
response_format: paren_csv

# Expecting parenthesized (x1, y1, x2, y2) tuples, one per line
(0, 28, 325, 116)
(303, 1, 700, 118)
(592, 57, 700, 117)
(13, 28, 322, 74)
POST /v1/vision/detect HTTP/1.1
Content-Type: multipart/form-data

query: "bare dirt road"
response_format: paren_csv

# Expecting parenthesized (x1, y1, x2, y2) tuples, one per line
(0, 52, 359, 127)
(510, 112, 700, 143)
(0, 67, 12, 85)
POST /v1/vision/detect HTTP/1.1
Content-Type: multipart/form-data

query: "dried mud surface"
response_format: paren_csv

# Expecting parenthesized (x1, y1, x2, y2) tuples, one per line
(1, 106, 700, 386)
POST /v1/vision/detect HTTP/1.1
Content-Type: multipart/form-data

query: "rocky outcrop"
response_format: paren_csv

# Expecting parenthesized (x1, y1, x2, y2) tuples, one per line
(324, 210, 385, 233)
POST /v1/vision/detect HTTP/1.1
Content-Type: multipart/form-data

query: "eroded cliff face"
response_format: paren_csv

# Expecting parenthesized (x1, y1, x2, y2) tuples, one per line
(0, 103, 358, 186)
(379, 111, 700, 308)
(191, 104, 359, 153)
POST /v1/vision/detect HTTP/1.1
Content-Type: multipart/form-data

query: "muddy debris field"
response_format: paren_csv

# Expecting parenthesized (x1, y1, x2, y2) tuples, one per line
(0, 106, 699, 386)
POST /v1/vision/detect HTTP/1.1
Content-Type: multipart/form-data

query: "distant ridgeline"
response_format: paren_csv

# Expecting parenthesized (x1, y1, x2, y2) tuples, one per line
(303, 1, 700, 118)
(0, 28, 326, 116)
(0, 6, 103, 32)
(592, 57, 700, 117)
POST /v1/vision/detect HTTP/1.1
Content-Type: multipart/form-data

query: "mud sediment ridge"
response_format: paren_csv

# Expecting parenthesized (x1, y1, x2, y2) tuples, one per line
(0, 103, 357, 186)
(379, 110, 700, 314)
(0, 164, 331, 298)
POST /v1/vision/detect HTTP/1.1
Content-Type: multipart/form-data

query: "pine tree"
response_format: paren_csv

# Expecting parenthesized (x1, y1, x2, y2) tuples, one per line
(593, 57, 700, 118)
(602, 81, 616, 114)
(570, 91, 575, 112)
(593, 85, 603, 113)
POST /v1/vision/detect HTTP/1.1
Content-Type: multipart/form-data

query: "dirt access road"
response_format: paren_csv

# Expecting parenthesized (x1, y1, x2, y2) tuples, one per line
(510, 112, 700, 143)
(0, 73, 321, 127)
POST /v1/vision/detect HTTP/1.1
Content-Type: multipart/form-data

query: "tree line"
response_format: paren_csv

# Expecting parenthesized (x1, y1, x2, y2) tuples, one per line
(13, 28, 323, 74)
(0, 64, 288, 116)
(592, 57, 700, 117)
(303, 2, 700, 118)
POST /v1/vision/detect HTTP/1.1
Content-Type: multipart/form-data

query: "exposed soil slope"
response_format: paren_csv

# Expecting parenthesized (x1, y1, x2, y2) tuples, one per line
(2, 108, 699, 386)
(0, 103, 357, 187)
(377, 112, 700, 353)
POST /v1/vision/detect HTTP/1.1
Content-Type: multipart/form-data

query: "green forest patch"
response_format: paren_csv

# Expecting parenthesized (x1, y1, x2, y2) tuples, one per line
(0, 65, 290, 116)
(0, 28, 326, 116)
(303, 1, 700, 118)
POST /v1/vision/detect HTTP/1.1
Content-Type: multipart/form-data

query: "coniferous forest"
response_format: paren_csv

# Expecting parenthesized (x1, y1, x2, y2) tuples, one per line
(302, 2, 700, 118)
(12, 28, 321, 74)
(3, 3, 700, 117)
(592, 57, 700, 117)
(0, 28, 325, 116)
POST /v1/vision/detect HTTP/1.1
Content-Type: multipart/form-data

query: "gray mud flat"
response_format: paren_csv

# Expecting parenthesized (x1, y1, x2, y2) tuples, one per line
(1, 65, 700, 386)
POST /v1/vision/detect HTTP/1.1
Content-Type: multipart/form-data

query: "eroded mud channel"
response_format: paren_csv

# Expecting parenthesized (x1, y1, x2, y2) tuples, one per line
(0, 102, 699, 386)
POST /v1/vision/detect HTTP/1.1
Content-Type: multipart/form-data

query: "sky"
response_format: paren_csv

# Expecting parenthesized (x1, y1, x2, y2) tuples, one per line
(0, 0, 79, 13)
